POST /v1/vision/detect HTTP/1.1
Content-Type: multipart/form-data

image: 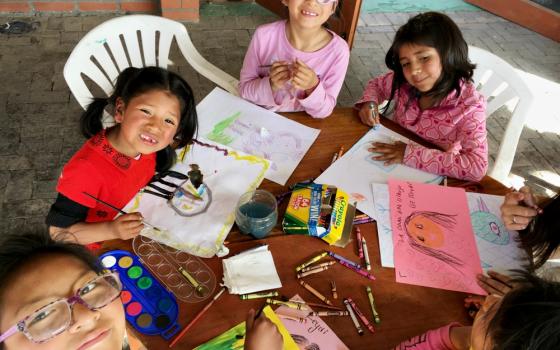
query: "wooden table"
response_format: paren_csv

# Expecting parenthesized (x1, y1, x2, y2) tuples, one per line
(102, 108, 508, 349)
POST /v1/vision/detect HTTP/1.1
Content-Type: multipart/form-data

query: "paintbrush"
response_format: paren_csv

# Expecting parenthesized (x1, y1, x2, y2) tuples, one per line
(82, 192, 161, 231)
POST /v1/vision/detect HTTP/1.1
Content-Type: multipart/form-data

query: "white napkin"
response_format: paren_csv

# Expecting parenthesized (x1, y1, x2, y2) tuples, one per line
(222, 245, 282, 294)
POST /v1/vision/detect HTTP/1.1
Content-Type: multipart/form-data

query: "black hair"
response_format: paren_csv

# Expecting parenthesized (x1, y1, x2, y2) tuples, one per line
(519, 194, 560, 270)
(486, 271, 560, 349)
(80, 66, 198, 173)
(382, 12, 475, 115)
(0, 231, 103, 349)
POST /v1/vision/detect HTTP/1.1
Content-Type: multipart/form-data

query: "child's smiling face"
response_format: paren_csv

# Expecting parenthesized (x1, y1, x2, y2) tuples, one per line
(113, 89, 180, 157)
(0, 255, 126, 350)
(406, 214, 445, 248)
(283, 0, 336, 30)
(398, 43, 443, 93)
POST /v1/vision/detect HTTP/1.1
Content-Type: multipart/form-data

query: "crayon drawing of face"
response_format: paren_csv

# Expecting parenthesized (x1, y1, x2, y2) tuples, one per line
(404, 211, 464, 272)
(405, 214, 445, 248)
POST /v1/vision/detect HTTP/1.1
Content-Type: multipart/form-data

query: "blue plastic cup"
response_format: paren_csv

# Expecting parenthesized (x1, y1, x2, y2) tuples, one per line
(235, 190, 278, 239)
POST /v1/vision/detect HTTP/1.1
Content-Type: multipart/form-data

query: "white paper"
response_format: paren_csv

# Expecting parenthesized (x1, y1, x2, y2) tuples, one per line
(123, 138, 270, 258)
(315, 126, 442, 218)
(371, 183, 527, 272)
(196, 88, 321, 185)
(223, 245, 282, 294)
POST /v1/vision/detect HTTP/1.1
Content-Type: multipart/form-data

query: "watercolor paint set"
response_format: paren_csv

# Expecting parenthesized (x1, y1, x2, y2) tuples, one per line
(100, 250, 180, 339)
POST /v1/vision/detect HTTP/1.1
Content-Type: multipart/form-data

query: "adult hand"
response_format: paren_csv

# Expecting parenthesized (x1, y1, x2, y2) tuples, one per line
(357, 102, 380, 127)
(368, 141, 406, 165)
(245, 309, 283, 350)
(477, 270, 514, 297)
(110, 212, 144, 240)
(291, 59, 319, 93)
(269, 60, 291, 92)
(500, 186, 540, 231)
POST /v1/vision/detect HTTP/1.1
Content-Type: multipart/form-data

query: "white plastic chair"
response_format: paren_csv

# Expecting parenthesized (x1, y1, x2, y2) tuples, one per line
(64, 14, 239, 125)
(468, 45, 534, 185)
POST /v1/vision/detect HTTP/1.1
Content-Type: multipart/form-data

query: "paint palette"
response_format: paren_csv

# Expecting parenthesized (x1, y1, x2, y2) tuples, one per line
(133, 235, 217, 302)
(100, 250, 180, 339)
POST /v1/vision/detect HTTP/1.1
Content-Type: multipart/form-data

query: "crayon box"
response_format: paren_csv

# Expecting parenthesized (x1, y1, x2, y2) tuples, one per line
(282, 183, 355, 247)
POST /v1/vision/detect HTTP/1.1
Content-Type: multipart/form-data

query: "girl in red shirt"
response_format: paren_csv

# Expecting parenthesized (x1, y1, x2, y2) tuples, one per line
(46, 67, 198, 247)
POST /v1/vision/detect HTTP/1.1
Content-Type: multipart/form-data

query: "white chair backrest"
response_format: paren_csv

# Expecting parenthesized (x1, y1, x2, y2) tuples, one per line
(64, 14, 239, 122)
(468, 45, 534, 184)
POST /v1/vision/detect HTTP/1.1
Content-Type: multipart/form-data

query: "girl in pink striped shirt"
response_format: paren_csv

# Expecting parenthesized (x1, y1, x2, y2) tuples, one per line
(356, 12, 488, 181)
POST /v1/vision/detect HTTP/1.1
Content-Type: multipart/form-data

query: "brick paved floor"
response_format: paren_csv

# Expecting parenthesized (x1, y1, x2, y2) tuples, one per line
(0, 7, 558, 233)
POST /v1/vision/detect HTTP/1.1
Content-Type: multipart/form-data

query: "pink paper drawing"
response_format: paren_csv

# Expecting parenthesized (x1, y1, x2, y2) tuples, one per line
(275, 295, 349, 350)
(389, 180, 485, 294)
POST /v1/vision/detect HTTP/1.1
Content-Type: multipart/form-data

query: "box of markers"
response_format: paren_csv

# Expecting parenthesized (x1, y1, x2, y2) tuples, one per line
(282, 182, 356, 247)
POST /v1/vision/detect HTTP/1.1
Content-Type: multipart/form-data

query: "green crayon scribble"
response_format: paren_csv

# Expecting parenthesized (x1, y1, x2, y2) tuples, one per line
(205, 111, 241, 145)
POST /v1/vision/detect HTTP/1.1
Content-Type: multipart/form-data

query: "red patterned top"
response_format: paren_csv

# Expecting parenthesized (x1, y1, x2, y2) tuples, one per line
(56, 130, 156, 247)
(356, 72, 488, 181)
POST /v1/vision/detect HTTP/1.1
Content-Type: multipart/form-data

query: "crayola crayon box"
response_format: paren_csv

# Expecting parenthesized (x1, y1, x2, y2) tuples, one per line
(282, 183, 355, 247)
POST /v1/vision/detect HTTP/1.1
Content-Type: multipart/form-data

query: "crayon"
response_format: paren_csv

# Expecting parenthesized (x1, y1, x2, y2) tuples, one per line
(299, 280, 332, 305)
(331, 152, 338, 164)
(369, 102, 380, 130)
(296, 252, 328, 272)
(356, 227, 364, 259)
(353, 217, 376, 225)
(327, 252, 361, 269)
(354, 214, 369, 219)
(366, 286, 381, 324)
(308, 310, 349, 316)
(266, 298, 310, 311)
(178, 267, 206, 296)
(240, 291, 279, 300)
(281, 298, 344, 311)
(297, 265, 330, 278)
(347, 298, 375, 334)
(336, 259, 376, 281)
(362, 236, 371, 271)
(344, 299, 364, 335)
(300, 261, 336, 273)
(277, 314, 307, 323)
(337, 146, 345, 159)
(331, 280, 338, 299)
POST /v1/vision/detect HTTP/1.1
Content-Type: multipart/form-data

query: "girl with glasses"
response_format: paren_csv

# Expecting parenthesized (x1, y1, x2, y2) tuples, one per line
(239, 0, 350, 118)
(0, 231, 130, 350)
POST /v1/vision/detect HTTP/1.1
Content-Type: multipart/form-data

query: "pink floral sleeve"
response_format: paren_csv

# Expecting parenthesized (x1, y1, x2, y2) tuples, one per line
(355, 72, 395, 107)
(402, 94, 488, 181)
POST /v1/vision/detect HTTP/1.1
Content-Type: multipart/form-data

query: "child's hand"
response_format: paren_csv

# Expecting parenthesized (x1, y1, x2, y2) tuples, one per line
(358, 102, 379, 127)
(269, 61, 291, 92)
(291, 59, 319, 94)
(244, 309, 283, 350)
(110, 213, 144, 240)
(477, 270, 514, 297)
(500, 186, 541, 231)
(369, 141, 406, 165)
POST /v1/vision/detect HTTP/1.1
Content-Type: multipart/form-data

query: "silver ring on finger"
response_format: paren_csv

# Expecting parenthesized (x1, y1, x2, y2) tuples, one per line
(512, 215, 518, 224)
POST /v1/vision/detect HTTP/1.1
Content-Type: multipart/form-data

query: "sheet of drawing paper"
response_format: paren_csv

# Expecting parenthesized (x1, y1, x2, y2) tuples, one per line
(123, 138, 270, 258)
(371, 182, 394, 267)
(315, 126, 442, 218)
(196, 88, 320, 185)
(372, 183, 527, 271)
(274, 295, 349, 350)
(389, 180, 485, 294)
(467, 193, 527, 272)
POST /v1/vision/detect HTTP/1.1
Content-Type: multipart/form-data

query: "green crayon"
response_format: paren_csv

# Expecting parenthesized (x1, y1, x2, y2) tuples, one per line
(366, 286, 381, 323)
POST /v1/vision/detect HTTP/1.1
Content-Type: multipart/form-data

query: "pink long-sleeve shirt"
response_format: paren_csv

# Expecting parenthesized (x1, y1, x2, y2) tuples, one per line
(356, 72, 488, 181)
(395, 323, 461, 350)
(239, 20, 350, 118)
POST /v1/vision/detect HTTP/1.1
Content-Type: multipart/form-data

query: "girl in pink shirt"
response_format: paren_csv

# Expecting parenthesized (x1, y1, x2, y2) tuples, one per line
(356, 12, 488, 181)
(239, 0, 350, 118)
